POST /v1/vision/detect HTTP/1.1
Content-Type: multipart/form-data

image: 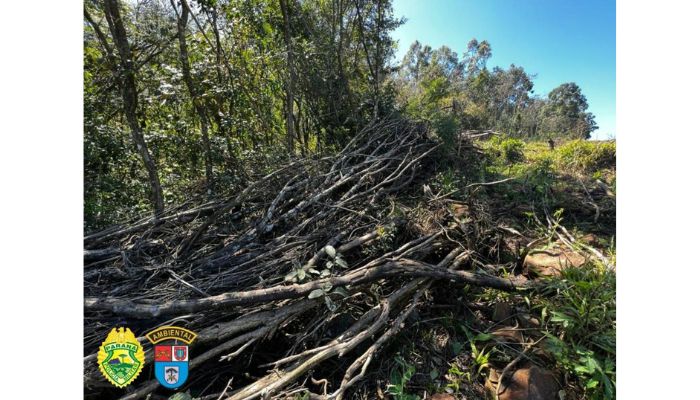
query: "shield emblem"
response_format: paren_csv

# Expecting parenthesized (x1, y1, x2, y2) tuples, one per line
(154, 345, 189, 389)
(174, 346, 187, 361)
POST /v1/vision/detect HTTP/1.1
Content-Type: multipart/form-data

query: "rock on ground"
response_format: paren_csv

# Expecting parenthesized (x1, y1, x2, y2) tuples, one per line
(486, 364, 560, 400)
(523, 244, 587, 277)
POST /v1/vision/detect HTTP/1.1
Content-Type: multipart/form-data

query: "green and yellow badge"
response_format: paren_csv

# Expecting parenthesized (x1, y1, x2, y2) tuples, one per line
(97, 327, 145, 388)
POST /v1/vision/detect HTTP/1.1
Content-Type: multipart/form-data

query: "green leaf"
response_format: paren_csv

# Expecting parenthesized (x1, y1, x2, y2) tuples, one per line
(586, 356, 601, 372)
(585, 378, 599, 388)
(262, 22, 273, 35)
(473, 333, 493, 342)
(324, 295, 338, 311)
(335, 257, 348, 269)
(451, 341, 464, 355)
(429, 369, 439, 380)
(389, 368, 402, 390)
(324, 245, 336, 258)
(403, 364, 416, 382)
(332, 286, 350, 297)
(308, 289, 325, 299)
(575, 364, 594, 374)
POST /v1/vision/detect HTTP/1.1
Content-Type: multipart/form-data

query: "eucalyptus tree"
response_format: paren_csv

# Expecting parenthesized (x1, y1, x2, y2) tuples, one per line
(489, 65, 534, 133)
(353, 0, 403, 119)
(464, 38, 492, 78)
(393, 39, 598, 141)
(544, 82, 598, 139)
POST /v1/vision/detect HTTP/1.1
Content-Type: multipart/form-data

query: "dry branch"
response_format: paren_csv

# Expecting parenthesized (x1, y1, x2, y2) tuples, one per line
(83, 119, 544, 399)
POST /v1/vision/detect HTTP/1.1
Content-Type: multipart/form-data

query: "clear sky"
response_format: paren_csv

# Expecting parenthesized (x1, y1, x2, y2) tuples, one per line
(391, 0, 616, 139)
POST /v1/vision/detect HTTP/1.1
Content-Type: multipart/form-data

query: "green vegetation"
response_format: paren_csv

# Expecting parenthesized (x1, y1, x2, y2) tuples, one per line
(478, 136, 616, 213)
(84, 0, 403, 228)
(483, 135, 616, 176)
(396, 40, 598, 142)
(538, 264, 616, 399)
(84, 1, 614, 399)
(84, 0, 601, 230)
(556, 139, 617, 173)
(368, 136, 616, 399)
(388, 356, 420, 400)
(485, 136, 526, 164)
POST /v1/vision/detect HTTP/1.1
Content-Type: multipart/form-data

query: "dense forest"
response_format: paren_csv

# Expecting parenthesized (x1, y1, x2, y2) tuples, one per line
(84, 0, 597, 229)
(84, 1, 615, 399)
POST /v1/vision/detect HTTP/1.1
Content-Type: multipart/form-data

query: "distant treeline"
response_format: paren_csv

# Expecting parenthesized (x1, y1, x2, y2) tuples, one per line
(395, 40, 598, 141)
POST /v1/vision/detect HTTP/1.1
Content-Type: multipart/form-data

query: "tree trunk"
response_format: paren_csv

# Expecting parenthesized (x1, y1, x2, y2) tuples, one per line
(175, 0, 214, 193)
(373, 0, 382, 119)
(102, 0, 164, 216)
(279, 0, 295, 154)
(354, 0, 378, 119)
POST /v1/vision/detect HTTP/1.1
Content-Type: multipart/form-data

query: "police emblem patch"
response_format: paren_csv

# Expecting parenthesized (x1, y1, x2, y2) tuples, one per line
(146, 326, 197, 389)
(97, 327, 145, 388)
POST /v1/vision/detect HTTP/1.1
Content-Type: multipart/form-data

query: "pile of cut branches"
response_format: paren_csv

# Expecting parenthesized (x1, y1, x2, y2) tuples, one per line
(84, 119, 537, 400)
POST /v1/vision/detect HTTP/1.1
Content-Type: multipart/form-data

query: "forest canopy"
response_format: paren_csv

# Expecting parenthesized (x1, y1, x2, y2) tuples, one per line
(84, 0, 598, 229)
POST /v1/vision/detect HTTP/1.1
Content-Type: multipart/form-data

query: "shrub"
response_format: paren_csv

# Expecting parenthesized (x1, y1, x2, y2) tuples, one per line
(433, 114, 459, 146)
(526, 157, 556, 200)
(501, 138, 526, 164)
(556, 140, 616, 173)
(487, 136, 526, 164)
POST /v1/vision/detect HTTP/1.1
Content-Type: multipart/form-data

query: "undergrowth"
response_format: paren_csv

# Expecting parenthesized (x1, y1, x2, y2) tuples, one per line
(534, 263, 616, 399)
(371, 136, 616, 399)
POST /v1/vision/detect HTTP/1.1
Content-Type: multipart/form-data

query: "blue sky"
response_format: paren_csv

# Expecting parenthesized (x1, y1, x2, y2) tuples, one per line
(391, 0, 616, 139)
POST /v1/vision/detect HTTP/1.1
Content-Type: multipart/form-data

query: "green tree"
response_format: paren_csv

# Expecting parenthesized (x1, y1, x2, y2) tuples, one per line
(464, 38, 492, 77)
(543, 82, 598, 139)
(95, 0, 166, 216)
(83, 0, 406, 229)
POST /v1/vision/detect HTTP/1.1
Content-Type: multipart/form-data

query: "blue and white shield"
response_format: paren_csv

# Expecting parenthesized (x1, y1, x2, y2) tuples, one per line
(154, 345, 189, 389)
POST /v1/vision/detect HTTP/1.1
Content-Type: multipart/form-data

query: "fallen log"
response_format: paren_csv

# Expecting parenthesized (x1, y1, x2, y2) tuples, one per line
(85, 259, 536, 318)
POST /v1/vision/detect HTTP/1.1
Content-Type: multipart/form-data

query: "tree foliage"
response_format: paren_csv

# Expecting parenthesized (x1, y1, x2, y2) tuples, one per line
(84, 2, 597, 229)
(542, 82, 599, 139)
(84, 0, 402, 228)
(393, 39, 598, 140)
